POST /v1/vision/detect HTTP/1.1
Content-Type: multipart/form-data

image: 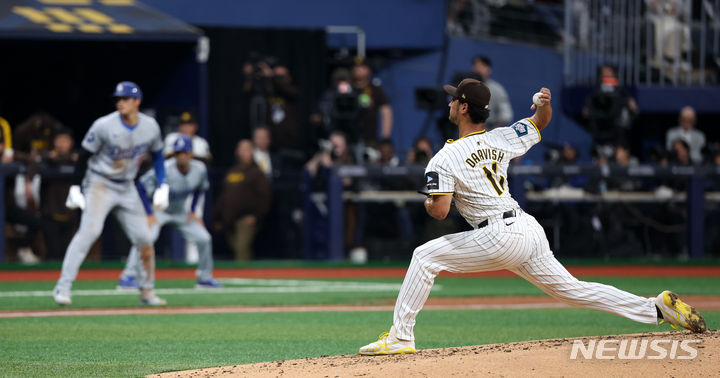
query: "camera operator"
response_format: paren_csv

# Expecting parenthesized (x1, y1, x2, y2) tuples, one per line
(310, 67, 363, 160)
(582, 64, 638, 149)
(242, 55, 300, 151)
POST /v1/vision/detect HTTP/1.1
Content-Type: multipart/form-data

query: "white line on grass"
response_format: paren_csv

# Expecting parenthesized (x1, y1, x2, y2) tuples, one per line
(0, 278, 428, 298)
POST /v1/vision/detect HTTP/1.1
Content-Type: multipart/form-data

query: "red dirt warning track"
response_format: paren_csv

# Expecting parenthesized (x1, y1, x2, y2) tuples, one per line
(1, 266, 719, 282)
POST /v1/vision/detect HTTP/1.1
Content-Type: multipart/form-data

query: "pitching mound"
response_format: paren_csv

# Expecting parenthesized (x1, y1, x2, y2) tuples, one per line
(152, 330, 718, 377)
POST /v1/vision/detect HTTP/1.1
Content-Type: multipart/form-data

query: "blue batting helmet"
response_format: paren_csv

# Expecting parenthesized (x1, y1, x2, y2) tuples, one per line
(172, 135, 193, 153)
(113, 81, 143, 99)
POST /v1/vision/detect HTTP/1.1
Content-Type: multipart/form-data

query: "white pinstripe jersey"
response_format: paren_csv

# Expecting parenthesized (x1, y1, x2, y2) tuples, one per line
(425, 118, 541, 226)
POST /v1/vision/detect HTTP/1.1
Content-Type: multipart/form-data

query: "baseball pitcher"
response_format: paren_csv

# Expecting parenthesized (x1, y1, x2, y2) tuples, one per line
(359, 79, 706, 355)
(53, 81, 169, 306)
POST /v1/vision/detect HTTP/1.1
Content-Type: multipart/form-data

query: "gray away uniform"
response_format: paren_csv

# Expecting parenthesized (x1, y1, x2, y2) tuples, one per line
(122, 158, 213, 284)
(56, 111, 163, 292)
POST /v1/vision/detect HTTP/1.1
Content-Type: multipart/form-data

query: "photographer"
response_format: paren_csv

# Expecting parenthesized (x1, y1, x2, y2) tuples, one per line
(352, 62, 393, 149)
(242, 55, 300, 151)
(304, 131, 358, 253)
(406, 137, 434, 166)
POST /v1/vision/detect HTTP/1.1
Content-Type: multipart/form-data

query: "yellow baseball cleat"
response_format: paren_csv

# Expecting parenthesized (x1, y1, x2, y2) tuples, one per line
(655, 290, 707, 333)
(359, 326, 417, 355)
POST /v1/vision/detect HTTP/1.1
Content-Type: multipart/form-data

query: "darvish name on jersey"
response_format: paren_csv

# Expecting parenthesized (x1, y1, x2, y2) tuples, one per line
(464, 148, 505, 168)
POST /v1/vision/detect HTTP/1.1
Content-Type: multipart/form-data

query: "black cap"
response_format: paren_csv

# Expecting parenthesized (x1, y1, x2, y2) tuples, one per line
(178, 111, 197, 125)
(443, 78, 491, 109)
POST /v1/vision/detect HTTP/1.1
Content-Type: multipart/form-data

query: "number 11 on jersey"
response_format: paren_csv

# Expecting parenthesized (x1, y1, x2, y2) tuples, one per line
(482, 162, 506, 196)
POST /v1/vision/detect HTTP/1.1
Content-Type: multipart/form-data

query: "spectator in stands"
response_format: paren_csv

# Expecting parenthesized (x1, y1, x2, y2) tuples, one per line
(1, 116, 42, 264)
(533, 0, 590, 49)
(164, 111, 212, 164)
(13, 112, 63, 212)
(455, 56, 513, 131)
(212, 139, 271, 261)
(252, 125, 277, 177)
(446, 0, 489, 37)
(35, 129, 79, 260)
(406, 137, 434, 165)
(708, 143, 720, 168)
(582, 64, 638, 148)
(8, 112, 64, 264)
(352, 61, 393, 152)
(646, 0, 690, 71)
(669, 139, 693, 166)
(13, 112, 62, 164)
(608, 141, 641, 191)
(665, 106, 705, 164)
(377, 138, 400, 167)
(560, 143, 579, 165)
(243, 58, 301, 151)
(551, 143, 588, 189)
(613, 142, 640, 167)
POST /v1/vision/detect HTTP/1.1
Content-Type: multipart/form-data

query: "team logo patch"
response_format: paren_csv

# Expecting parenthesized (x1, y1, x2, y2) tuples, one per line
(426, 171, 439, 190)
(511, 122, 528, 137)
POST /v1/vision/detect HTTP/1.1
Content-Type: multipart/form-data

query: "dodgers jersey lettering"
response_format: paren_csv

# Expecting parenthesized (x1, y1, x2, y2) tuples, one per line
(139, 158, 209, 214)
(82, 111, 163, 181)
(425, 118, 540, 225)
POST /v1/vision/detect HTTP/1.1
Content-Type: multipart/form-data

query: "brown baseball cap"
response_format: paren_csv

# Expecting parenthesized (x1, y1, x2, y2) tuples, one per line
(443, 78, 491, 109)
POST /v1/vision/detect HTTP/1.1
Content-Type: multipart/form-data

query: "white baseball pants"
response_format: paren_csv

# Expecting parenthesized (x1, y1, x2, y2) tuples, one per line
(56, 174, 155, 292)
(121, 211, 214, 284)
(393, 209, 658, 341)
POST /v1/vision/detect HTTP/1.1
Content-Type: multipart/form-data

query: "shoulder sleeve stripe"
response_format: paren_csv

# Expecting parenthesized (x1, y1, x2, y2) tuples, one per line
(524, 118, 541, 141)
(429, 192, 454, 195)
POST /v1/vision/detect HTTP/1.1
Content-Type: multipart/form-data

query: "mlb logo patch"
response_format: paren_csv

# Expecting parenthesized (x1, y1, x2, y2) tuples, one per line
(511, 122, 528, 137)
(426, 171, 439, 190)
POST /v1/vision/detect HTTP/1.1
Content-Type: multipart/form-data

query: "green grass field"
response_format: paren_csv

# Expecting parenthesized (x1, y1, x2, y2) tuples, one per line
(1, 274, 719, 377)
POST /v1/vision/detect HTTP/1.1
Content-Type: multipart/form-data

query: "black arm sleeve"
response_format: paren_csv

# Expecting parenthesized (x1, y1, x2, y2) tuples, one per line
(72, 147, 92, 185)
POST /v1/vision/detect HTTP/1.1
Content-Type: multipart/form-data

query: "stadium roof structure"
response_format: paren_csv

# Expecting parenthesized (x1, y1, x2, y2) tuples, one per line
(0, 0, 202, 41)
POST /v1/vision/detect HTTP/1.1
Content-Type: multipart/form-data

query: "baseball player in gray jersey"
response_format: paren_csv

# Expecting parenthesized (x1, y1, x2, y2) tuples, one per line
(53, 81, 170, 306)
(118, 134, 220, 289)
(360, 79, 706, 355)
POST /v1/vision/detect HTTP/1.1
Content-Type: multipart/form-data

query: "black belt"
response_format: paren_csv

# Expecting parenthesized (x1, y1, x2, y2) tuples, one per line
(477, 210, 516, 229)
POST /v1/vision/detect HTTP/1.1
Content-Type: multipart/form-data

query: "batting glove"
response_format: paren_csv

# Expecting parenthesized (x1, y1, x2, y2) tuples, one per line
(153, 183, 170, 211)
(65, 185, 86, 210)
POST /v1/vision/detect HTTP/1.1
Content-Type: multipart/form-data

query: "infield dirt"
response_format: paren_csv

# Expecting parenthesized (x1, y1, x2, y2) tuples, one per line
(153, 330, 718, 377)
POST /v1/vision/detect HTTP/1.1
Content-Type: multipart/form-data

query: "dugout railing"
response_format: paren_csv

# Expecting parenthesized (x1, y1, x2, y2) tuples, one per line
(306, 163, 720, 261)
